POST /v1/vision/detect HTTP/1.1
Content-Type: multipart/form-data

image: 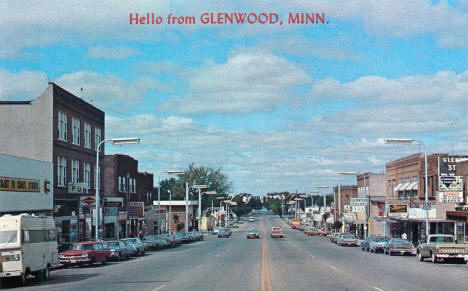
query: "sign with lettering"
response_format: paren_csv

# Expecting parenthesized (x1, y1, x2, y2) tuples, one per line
(439, 176, 463, 192)
(80, 196, 96, 207)
(0, 176, 40, 192)
(389, 204, 408, 214)
(128, 202, 145, 218)
(68, 182, 88, 194)
(438, 191, 463, 203)
(350, 197, 368, 206)
(439, 155, 468, 176)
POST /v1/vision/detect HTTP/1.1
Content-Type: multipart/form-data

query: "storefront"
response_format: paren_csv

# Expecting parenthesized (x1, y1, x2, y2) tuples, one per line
(446, 209, 468, 242)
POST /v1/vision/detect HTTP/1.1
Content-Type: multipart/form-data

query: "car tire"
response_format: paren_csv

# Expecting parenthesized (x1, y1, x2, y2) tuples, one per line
(431, 252, 438, 263)
(44, 267, 50, 281)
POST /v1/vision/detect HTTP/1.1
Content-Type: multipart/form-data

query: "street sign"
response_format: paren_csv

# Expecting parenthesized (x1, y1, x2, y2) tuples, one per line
(422, 201, 432, 210)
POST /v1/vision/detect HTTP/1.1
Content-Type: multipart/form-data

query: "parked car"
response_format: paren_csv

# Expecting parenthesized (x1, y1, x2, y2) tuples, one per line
(218, 229, 230, 238)
(298, 224, 306, 231)
(247, 230, 260, 239)
(337, 234, 358, 247)
(212, 227, 221, 234)
(361, 236, 379, 251)
(248, 217, 254, 222)
(59, 241, 110, 267)
(271, 227, 284, 238)
(417, 234, 468, 264)
(192, 231, 204, 241)
(369, 237, 390, 253)
(232, 224, 239, 228)
(304, 227, 321, 236)
(318, 229, 329, 236)
(162, 234, 181, 247)
(104, 240, 131, 260)
(121, 238, 145, 256)
(383, 239, 415, 256)
(0, 214, 59, 284)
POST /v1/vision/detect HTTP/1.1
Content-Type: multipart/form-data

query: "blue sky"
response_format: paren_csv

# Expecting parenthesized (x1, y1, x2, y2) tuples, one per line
(2, 1, 468, 194)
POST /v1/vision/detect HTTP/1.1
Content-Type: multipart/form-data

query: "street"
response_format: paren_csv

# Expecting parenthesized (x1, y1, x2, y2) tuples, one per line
(4, 214, 468, 291)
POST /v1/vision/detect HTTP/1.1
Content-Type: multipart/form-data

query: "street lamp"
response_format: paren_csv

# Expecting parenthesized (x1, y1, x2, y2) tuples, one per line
(157, 170, 184, 235)
(95, 137, 140, 241)
(316, 186, 329, 231)
(192, 185, 208, 231)
(384, 138, 430, 237)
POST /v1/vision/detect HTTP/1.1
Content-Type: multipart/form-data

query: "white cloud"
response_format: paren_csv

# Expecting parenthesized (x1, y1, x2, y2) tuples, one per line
(312, 69, 468, 105)
(56, 71, 162, 112)
(161, 51, 311, 113)
(0, 69, 48, 100)
(87, 45, 142, 60)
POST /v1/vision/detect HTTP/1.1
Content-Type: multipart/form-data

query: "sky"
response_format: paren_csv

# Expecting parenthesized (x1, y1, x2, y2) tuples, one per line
(1, 0, 468, 195)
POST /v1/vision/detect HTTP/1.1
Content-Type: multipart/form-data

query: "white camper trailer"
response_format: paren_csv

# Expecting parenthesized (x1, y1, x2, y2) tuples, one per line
(0, 214, 59, 285)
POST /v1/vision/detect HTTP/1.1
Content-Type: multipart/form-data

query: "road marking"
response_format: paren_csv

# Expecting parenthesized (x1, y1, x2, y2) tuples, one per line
(373, 287, 385, 291)
(260, 237, 273, 291)
(328, 265, 337, 270)
(152, 285, 166, 291)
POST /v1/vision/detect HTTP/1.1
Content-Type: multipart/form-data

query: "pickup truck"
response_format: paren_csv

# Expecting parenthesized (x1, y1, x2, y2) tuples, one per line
(417, 234, 468, 264)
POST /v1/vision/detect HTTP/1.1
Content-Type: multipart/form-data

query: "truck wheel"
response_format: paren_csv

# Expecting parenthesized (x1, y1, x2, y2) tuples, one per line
(19, 273, 27, 286)
(417, 252, 424, 262)
(431, 252, 438, 263)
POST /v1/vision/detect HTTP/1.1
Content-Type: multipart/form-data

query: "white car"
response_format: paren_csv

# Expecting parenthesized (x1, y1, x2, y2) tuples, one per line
(248, 217, 254, 222)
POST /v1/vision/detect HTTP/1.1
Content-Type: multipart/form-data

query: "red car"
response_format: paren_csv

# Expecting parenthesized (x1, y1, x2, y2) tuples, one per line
(271, 227, 284, 238)
(59, 241, 111, 267)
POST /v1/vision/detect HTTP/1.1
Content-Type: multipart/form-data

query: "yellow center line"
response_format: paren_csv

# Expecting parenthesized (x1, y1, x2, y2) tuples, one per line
(260, 220, 272, 291)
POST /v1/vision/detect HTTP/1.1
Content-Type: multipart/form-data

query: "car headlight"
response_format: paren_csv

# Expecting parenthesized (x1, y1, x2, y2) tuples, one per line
(14, 254, 20, 261)
(59, 254, 65, 258)
(82, 253, 88, 257)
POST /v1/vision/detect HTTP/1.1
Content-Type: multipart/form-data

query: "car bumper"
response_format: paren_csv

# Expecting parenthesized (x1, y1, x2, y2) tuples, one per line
(436, 254, 467, 259)
(60, 257, 91, 264)
(341, 242, 358, 246)
(0, 271, 22, 278)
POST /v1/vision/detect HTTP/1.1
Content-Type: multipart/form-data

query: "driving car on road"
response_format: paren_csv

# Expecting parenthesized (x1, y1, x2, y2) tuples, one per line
(383, 239, 415, 256)
(248, 217, 254, 222)
(271, 226, 284, 238)
(304, 227, 321, 236)
(369, 237, 390, 253)
(218, 229, 230, 238)
(247, 230, 260, 239)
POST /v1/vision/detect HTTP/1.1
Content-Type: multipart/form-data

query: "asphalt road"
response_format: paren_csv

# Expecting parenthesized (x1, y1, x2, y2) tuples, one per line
(3, 214, 468, 291)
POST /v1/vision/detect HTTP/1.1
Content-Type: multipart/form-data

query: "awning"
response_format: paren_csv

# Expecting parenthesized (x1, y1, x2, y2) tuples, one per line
(399, 183, 410, 191)
(393, 183, 403, 192)
(405, 182, 418, 191)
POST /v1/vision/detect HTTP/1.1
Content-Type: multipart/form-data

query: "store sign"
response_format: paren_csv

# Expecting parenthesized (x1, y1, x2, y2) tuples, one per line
(439, 176, 463, 192)
(389, 204, 408, 214)
(350, 198, 368, 206)
(118, 211, 127, 221)
(0, 176, 40, 193)
(103, 197, 123, 207)
(128, 202, 145, 218)
(352, 205, 365, 213)
(438, 191, 464, 203)
(80, 196, 96, 207)
(439, 155, 468, 176)
(68, 182, 88, 194)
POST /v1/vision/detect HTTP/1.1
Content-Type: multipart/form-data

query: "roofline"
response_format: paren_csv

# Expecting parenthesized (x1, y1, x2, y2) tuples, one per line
(0, 100, 32, 105)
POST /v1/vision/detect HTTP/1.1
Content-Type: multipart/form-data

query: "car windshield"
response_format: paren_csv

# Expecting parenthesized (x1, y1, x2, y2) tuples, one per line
(272, 227, 281, 231)
(429, 236, 454, 243)
(107, 242, 119, 247)
(0, 230, 17, 244)
(375, 238, 388, 242)
(343, 235, 355, 239)
(71, 244, 94, 250)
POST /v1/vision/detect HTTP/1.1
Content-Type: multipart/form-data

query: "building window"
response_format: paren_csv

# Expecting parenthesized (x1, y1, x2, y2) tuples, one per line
(130, 178, 136, 193)
(398, 191, 404, 199)
(399, 178, 403, 184)
(406, 177, 411, 183)
(95, 127, 102, 151)
(345, 195, 349, 205)
(57, 156, 67, 187)
(119, 176, 127, 192)
(118, 176, 123, 192)
(71, 159, 80, 183)
(413, 176, 418, 182)
(83, 162, 91, 188)
(58, 111, 67, 141)
(84, 122, 91, 149)
(72, 117, 81, 145)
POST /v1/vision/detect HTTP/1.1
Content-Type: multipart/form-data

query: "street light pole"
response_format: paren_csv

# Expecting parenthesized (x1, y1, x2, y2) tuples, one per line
(95, 137, 140, 241)
(384, 138, 430, 238)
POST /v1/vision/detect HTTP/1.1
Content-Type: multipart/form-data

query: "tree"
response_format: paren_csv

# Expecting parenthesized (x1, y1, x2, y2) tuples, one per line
(158, 163, 232, 211)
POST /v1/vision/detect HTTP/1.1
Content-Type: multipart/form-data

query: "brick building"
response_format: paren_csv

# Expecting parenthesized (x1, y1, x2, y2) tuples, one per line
(103, 154, 153, 238)
(0, 82, 105, 248)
